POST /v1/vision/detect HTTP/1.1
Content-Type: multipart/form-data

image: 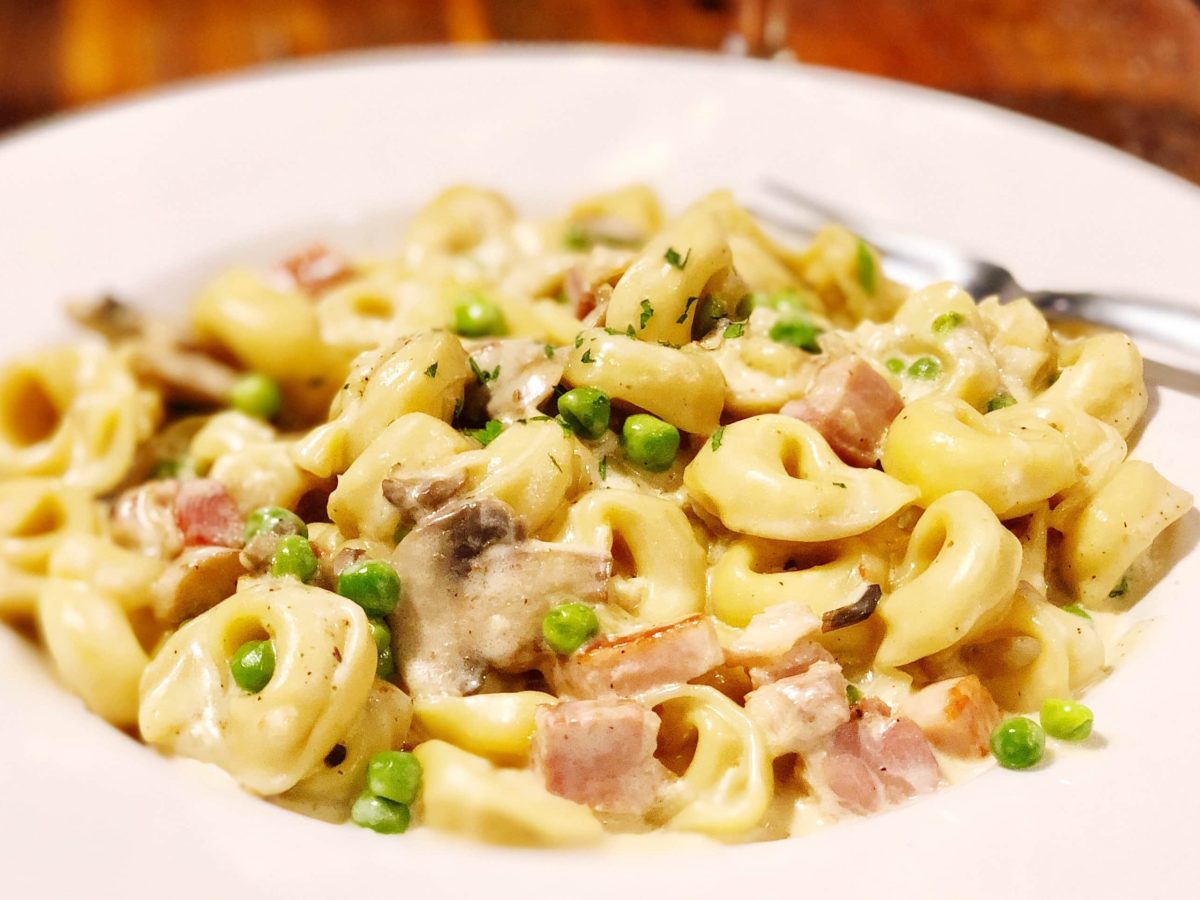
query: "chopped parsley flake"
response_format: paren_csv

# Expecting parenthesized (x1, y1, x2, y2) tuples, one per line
(598, 455, 608, 480)
(723, 322, 745, 339)
(625, 324, 636, 338)
(855, 239, 877, 295)
(469, 358, 500, 384)
(676, 295, 699, 324)
(639, 299, 655, 330)
(1061, 604, 1092, 620)
(468, 420, 503, 446)
(710, 426, 725, 451)
(664, 246, 691, 269)
(580, 349, 594, 364)
(932, 311, 965, 335)
(1108, 576, 1130, 598)
(423, 363, 439, 378)
(548, 453, 563, 473)
(846, 684, 863, 705)
(543, 344, 556, 358)
(833, 482, 847, 488)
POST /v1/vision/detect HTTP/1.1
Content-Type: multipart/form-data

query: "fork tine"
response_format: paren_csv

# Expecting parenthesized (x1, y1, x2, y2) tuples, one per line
(754, 178, 956, 270)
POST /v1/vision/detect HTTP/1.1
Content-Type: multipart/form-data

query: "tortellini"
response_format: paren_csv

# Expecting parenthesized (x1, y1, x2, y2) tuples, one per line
(641, 684, 772, 837)
(882, 396, 1077, 519)
(0, 345, 158, 492)
(414, 740, 603, 847)
(558, 489, 706, 625)
(139, 581, 379, 795)
(1058, 460, 1192, 608)
(292, 331, 471, 477)
(876, 491, 1022, 668)
(0, 479, 98, 616)
(563, 329, 725, 435)
(686, 415, 917, 541)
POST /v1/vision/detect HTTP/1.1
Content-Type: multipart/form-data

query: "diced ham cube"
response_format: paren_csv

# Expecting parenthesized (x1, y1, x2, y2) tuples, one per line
(723, 601, 821, 667)
(781, 355, 903, 467)
(902, 675, 1001, 758)
(822, 712, 942, 814)
(745, 660, 851, 756)
(174, 479, 244, 548)
(533, 699, 668, 815)
(555, 615, 724, 698)
(280, 243, 350, 295)
(747, 639, 835, 689)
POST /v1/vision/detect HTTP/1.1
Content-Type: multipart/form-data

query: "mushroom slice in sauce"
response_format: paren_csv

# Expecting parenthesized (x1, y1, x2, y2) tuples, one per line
(466, 340, 566, 422)
(389, 498, 610, 697)
(151, 546, 247, 627)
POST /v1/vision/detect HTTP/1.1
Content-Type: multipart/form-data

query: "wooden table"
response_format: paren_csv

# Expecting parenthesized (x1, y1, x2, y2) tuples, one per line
(2, 0, 1199, 185)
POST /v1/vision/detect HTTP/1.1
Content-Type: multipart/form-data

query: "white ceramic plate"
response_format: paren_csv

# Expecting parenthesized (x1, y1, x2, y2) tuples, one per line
(2, 48, 1199, 899)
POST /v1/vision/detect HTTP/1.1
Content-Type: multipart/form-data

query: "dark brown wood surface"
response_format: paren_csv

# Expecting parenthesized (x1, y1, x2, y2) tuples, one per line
(2, 0, 1199, 184)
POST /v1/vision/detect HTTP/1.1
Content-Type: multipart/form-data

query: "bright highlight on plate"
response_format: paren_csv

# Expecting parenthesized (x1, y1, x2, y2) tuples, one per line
(0, 183, 1190, 846)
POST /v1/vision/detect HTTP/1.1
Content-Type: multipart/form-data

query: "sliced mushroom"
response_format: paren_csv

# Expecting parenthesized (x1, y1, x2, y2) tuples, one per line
(821, 584, 883, 633)
(151, 546, 247, 626)
(69, 294, 241, 407)
(389, 498, 610, 697)
(381, 468, 468, 531)
(67, 295, 146, 341)
(129, 343, 240, 407)
(466, 340, 566, 422)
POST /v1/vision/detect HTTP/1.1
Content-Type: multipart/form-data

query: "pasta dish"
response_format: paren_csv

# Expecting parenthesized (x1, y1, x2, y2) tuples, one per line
(0, 186, 1190, 844)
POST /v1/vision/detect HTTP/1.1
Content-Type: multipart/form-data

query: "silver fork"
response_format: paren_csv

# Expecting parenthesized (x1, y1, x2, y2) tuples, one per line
(753, 179, 1200, 354)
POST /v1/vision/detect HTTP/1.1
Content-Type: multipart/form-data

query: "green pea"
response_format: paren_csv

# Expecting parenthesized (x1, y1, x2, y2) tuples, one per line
(244, 506, 308, 541)
(337, 559, 402, 617)
(230, 639, 275, 693)
(351, 792, 411, 834)
(230, 373, 283, 420)
(620, 414, 680, 472)
(931, 311, 964, 335)
(542, 602, 600, 655)
(986, 392, 1016, 412)
(1040, 698, 1093, 741)
(908, 356, 941, 380)
(990, 717, 1045, 770)
(366, 750, 423, 805)
(884, 357, 905, 375)
(745, 289, 815, 315)
(270, 534, 318, 583)
(453, 293, 507, 337)
(557, 387, 611, 439)
(370, 619, 396, 679)
(769, 318, 823, 353)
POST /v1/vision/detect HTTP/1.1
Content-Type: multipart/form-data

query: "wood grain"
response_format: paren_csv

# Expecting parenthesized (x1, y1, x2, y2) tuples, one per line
(0, 0, 1198, 183)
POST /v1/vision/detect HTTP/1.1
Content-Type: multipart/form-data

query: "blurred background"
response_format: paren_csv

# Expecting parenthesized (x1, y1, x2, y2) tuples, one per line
(1, 0, 1198, 184)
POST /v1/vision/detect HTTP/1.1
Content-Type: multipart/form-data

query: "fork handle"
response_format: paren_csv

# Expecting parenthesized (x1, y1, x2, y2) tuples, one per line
(1027, 290, 1200, 354)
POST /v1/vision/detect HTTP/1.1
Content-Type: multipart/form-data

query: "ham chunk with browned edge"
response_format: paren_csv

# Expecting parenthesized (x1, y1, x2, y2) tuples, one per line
(554, 615, 724, 699)
(902, 675, 1002, 758)
(745, 660, 851, 756)
(533, 699, 668, 815)
(781, 355, 903, 466)
(822, 712, 942, 815)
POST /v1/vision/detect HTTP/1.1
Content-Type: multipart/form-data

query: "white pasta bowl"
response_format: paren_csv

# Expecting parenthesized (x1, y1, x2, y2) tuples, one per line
(2, 47, 1199, 898)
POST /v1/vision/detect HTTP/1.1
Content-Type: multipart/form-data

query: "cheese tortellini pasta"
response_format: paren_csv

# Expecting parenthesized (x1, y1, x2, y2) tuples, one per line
(3, 186, 1190, 849)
